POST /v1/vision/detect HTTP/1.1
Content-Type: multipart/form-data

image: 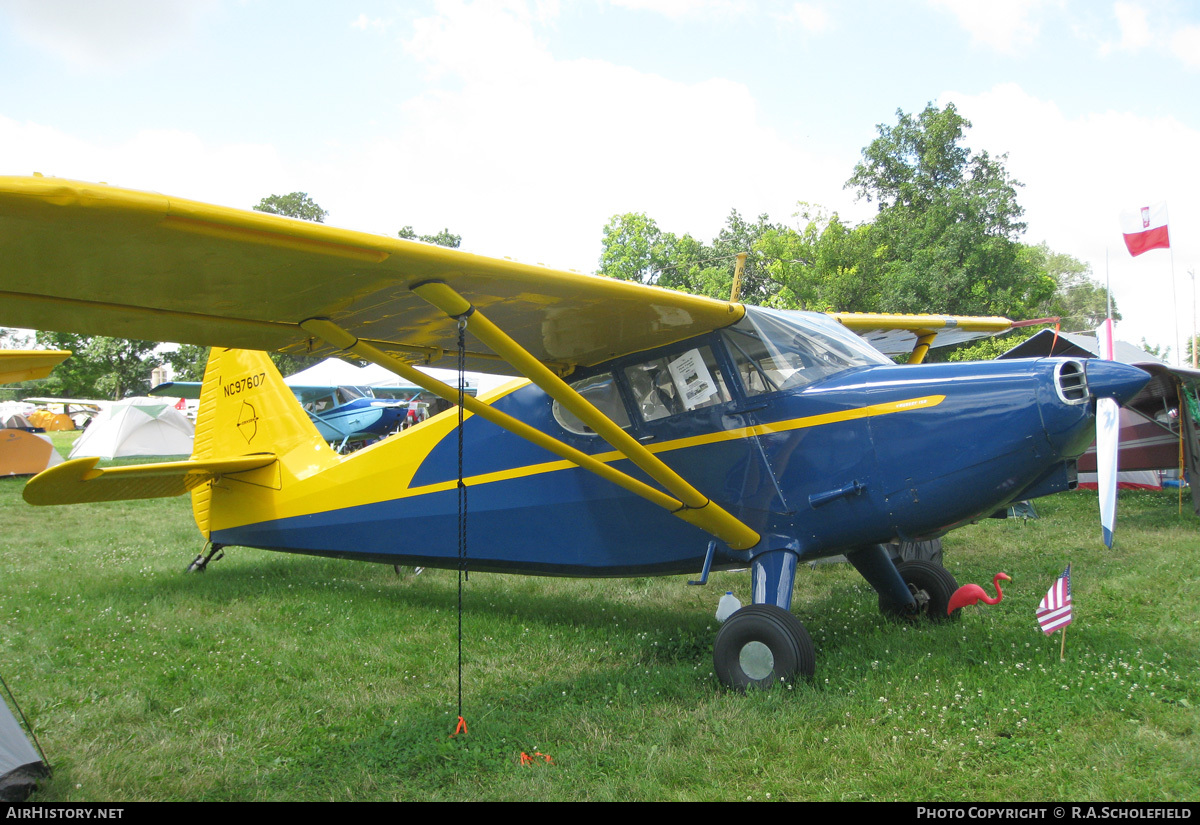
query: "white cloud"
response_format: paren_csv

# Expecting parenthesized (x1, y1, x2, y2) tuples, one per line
(1111, 2, 1151, 51)
(942, 83, 1200, 356)
(354, 0, 856, 271)
(0, 115, 286, 211)
(0, 0, 218, 71)
(604, 0, 747, 21)
(929, 0, 1046, 54)
(1098, 1, 1152, 56)
(779, 3, 832, 33)
(350, 13, 393, 33)
(1171, 24, 1200, 70)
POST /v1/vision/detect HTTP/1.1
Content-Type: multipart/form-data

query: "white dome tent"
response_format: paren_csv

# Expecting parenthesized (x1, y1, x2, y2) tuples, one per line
(69, 397, 194, 460)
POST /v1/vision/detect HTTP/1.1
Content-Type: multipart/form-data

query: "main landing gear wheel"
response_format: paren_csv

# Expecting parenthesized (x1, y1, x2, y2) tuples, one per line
(713, 604, 815, 691)
(879, 560, 961, 622)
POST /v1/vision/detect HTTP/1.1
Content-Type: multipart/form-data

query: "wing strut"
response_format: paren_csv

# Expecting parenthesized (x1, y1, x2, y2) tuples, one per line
(408, 281, 761, 551)
(300, 305, 761, 552)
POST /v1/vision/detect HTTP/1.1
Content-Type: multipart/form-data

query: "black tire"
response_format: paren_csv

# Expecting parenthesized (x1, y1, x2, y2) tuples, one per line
(713, 604, 815, 691)
(879, 559, 961, 622)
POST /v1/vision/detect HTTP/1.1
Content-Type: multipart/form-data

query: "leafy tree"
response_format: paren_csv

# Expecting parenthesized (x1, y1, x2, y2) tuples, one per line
(1021, 243, 1118, 330)
(755, 206, 881, 313)
(33, 331, 162, 399)
(0, 328, 31, 348)
(398, 226, 462, 248)
(1140, 338, 1170, 362)
(597, 210, 787, 304)
(846, 103, 1051, 318)
(164, 344, 210, 383)
(253, 192, 328, 223)
(598, 213, 677, 286)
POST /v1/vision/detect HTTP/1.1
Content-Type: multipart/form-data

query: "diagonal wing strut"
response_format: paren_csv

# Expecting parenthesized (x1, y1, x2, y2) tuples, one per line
(300, 284, 761, 553)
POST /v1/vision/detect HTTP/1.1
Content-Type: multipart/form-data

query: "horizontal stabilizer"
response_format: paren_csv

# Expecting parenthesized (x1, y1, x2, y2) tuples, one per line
(23, 454, 277, 506)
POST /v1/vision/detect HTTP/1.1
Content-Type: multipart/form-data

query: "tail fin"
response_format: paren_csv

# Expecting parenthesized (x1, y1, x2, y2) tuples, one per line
(191, 348, 334, 536)
(192, 348, 325, 460)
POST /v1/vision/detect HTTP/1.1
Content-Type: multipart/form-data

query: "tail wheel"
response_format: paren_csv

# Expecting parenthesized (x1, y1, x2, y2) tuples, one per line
(713, 604, 815, 691)
(879, 560, 961, 622)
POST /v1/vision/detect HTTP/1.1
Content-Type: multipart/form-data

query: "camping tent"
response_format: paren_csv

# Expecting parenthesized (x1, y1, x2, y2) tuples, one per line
(0, 693, 47, 801)
(284, 357, 512, 394)
(25, 409, 74, 432)
(0, 430, 64, 477)
(69, 397, 194, 460)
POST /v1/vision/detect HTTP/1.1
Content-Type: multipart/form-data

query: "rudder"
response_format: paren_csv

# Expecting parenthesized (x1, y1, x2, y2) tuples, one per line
(191, 348, 334, 537)
(192, 348, 327, 461)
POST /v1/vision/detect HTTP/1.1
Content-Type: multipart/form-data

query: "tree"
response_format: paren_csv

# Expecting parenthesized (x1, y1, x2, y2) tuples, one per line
(597, 210, 787, 304)
(398, 226, 462, 248)
(1021, 243, 1118, 330)
(597, 213, 677, 286)
(164, 344, 210, 383)
(253, 193, 328, 223)
(846, 103, 1050, 318)
(754, 205, 881, 313)
(33, 331, 162, 399)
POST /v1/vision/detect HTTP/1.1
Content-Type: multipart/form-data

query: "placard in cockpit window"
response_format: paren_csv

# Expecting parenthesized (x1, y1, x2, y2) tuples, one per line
(668, 348, 718, 410)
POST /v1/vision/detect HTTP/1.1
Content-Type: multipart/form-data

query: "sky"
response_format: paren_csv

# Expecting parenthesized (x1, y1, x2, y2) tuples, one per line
(1, 0, 1197, 361)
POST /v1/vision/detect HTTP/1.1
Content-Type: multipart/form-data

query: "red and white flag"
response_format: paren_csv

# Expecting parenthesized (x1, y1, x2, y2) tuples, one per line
(1036, 565, 1073, 635)
(1120, 203, 1170, 257)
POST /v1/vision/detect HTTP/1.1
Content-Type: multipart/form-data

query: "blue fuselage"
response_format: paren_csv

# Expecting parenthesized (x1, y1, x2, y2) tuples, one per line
(212, 323, 1145, 579)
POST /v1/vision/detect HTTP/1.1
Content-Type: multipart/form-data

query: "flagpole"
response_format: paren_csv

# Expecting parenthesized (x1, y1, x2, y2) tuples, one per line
(1169, 205, 1180, 366)
(1190, 267, 1197, 369)
(1059, 624, 1067, 661)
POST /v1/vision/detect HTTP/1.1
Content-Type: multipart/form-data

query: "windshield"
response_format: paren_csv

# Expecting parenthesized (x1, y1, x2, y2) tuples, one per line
(722, 306, 890, 394)
(337, 386, 370, 404)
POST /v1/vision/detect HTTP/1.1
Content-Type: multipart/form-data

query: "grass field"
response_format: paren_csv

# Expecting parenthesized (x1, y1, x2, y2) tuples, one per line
(2, 436, 1198, 800)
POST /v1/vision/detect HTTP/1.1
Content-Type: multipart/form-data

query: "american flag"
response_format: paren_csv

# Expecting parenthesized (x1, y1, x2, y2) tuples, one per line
(1036, 565, 1073, 635)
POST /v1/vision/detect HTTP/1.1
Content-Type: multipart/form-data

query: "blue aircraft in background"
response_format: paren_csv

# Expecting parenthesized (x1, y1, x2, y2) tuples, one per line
(151, 378, 477, 450)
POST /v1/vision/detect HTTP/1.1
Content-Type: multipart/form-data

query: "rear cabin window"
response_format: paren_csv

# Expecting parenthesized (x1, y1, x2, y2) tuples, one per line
(623, 346, 731, 423)
(553, 373, 631, 436)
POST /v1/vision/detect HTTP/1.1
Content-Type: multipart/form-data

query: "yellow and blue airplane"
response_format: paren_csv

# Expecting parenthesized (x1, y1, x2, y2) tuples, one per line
(0, 176, 1149, 689)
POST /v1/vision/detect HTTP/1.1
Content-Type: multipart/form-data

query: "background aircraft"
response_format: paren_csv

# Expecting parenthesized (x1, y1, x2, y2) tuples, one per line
(0, 177, 1150, 689)
(150, 375, 477, 450)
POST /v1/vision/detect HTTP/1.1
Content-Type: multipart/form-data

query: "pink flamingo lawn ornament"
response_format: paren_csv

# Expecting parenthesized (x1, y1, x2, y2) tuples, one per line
(947, 572, 1011, 615)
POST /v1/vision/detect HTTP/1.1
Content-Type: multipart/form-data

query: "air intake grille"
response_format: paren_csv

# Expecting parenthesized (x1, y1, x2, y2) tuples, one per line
(1055, 360, 1089, 404)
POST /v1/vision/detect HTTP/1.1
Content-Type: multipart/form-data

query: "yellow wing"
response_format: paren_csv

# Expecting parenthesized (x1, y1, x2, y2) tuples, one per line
(0, 176, 741, 375)
(830, 313, 1023, 362)
(0, 349, 70, 383)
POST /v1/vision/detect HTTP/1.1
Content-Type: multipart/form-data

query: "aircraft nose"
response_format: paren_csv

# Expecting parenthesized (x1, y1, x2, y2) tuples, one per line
(1085, 359, 1151, 405)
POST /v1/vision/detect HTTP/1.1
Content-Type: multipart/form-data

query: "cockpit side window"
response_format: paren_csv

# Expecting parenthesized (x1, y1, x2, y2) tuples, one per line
(623, 346, 731, 423)
(552, 372, 631, 436)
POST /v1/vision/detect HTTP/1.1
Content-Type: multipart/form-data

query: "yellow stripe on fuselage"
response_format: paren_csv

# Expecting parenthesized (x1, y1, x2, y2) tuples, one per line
(400, 393, 946, 496)
(207, 392, 944, 531)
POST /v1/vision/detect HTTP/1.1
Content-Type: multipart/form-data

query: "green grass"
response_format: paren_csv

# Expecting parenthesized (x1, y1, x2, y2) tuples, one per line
(1, 455, 1197, 800)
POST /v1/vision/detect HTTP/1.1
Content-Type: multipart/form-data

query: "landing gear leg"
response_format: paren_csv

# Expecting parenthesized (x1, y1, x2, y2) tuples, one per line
(186, 543, 224, 573)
